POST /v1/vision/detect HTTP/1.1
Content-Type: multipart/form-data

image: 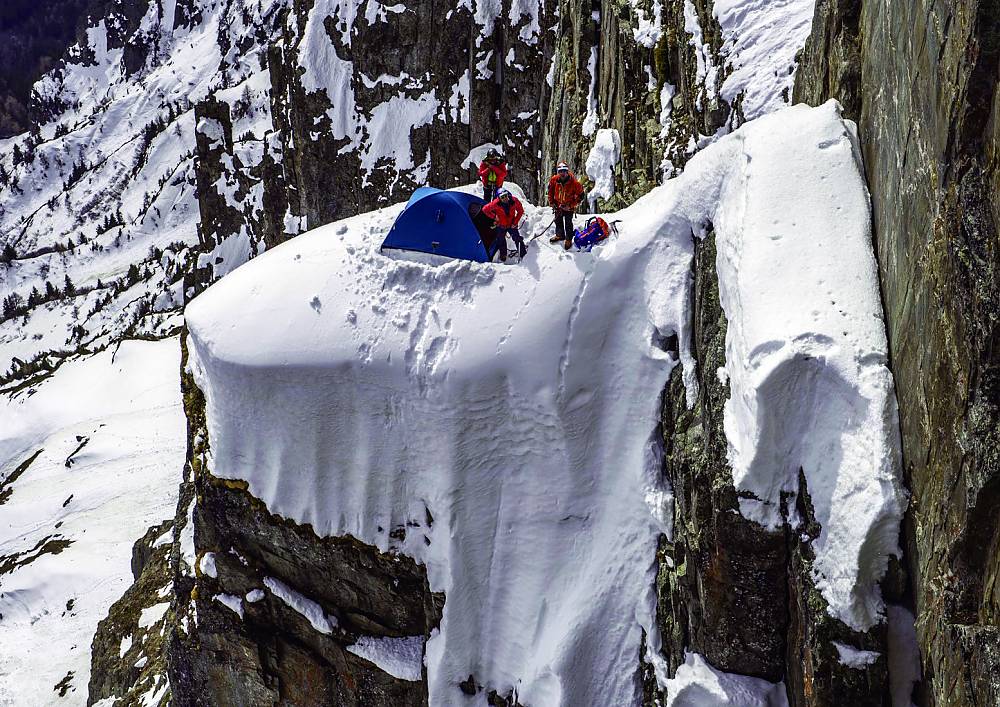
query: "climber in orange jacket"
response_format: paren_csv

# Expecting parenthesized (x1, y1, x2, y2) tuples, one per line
(481, 188, 526, 261)
(478, 148, 508, 202)
(547, 162, 584, 250)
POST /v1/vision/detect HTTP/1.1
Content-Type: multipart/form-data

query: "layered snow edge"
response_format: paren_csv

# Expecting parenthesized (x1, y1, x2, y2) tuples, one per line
(186, 100, 904, 705)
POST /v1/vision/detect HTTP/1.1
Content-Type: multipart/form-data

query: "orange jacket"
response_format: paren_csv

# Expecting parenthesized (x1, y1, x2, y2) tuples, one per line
(547, 172, 584, 210)
(481, 196, 524, 228)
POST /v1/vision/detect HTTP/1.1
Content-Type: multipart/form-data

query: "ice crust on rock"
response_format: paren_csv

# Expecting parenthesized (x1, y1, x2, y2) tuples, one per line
(186, 101, 904, 705)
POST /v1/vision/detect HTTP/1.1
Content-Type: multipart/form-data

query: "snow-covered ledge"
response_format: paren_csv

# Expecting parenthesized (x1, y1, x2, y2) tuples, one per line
(186, 100, 904, 704)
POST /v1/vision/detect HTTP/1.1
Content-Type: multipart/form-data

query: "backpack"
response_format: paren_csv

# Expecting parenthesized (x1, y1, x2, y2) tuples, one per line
(573, 217, 617, 250)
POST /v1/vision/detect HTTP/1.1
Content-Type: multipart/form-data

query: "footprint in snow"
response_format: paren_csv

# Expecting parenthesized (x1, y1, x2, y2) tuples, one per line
(310, 296, 322, 313)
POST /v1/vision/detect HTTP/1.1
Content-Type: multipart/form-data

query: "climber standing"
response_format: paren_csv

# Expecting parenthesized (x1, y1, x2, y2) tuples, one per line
(547, 162, 584, 250)
(478, 148, 508, 202)
(481, 188, 526, 262)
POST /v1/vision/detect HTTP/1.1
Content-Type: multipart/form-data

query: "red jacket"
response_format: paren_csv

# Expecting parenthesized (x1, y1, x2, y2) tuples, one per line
(481, 196, 524, 228)
(478, 160, 508, 188)
(547, 172, 584, 210)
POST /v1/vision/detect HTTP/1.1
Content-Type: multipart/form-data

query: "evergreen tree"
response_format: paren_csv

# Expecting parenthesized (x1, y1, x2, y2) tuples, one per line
(2, 293, 23, 319)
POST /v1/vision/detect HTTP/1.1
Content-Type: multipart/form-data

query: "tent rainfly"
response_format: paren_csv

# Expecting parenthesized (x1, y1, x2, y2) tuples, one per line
(380, 187, 499, 262)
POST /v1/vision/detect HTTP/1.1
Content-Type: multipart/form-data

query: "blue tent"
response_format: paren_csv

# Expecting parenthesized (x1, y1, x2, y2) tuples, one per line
(381, 187, 498, 262)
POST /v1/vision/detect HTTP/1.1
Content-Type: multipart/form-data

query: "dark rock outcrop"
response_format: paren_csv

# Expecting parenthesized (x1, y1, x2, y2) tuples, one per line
(540, 0, 731, 210)
(89, 521, 175, 706)
(658, 234, 791, 684)
(0, 0, 105, 136)
(165, 339, 443, 706)
(796, 1, 1000, 704)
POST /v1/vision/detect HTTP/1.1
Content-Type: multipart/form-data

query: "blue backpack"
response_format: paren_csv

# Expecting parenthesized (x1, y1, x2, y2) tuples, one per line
(573, 217, 618, 251)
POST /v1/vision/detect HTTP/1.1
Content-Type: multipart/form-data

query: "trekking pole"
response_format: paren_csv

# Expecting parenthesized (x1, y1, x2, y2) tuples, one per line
(528, 216, 557, 244)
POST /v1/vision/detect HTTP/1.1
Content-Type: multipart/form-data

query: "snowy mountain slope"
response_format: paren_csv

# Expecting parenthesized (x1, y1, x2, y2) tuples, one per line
(0, 338, 185, 705)
(713, 0, 816, 123)
(0, 7, 281, 698)
(185, 100, 904, 705)
(0, 0, 284, 383)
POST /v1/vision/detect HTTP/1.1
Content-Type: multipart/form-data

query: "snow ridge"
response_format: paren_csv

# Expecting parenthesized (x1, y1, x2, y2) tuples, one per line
(187, 102, 905, 704)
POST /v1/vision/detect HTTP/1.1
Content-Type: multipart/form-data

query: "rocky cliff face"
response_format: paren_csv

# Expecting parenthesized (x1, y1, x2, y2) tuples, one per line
(795, 2, 1000, 704)
(164, 340, 443, 705)
(3, 0, 925, 703)
(194, 0, 746, 248)
(539, 0, 729, 209)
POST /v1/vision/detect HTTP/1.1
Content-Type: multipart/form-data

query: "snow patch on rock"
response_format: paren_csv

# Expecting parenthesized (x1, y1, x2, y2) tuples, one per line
(833, 642, 881, 669)
(263, 576, 337, 635)
(213, 593, 244, 619)
(138, 602, 170, 629)
(198, 552, 218, 578)
(664, 652, 788, 706)
(582, 46, 599, 136)
(347, 635, 425, 681)
(585, 128, 621, 209)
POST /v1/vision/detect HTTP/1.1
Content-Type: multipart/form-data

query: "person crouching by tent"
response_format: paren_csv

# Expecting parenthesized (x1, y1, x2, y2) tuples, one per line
(481, 188, 526, 262)
(478, 148, 508, 202)
(547, 162, 584, 250)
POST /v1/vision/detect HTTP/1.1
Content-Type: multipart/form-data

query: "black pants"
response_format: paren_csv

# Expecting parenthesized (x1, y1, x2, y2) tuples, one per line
(483, 184, 498, 202)
(554, 209, 574, 240)
(497, 228, 524, 259)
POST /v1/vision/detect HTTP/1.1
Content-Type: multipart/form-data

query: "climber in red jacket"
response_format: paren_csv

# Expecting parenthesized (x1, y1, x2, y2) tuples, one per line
(547, 161, 584, 250)
(481, 188, 526, 261)
(478, 148, 508, 202)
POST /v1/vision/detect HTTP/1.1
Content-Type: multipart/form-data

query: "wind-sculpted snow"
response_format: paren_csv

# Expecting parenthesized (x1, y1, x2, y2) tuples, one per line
(187, 101, 903, 704)
(713, 106, 904, 631)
